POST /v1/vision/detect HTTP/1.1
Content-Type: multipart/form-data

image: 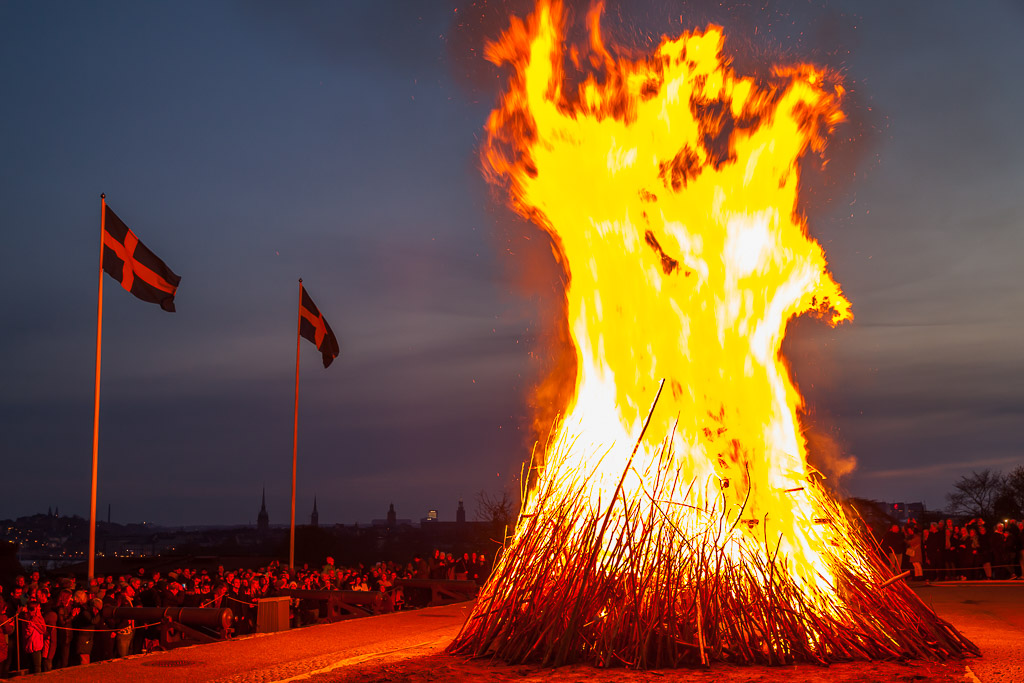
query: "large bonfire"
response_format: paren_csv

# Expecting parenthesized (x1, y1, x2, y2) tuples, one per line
(448, 0, 977, 668)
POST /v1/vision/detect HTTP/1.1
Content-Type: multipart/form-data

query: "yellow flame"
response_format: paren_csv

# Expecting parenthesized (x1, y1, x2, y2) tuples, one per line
(487, 1, 858, 596)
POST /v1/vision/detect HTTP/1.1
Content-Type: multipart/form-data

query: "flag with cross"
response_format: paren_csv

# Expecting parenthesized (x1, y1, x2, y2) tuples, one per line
(298, 283, 340, 368)
(102, 205, 181, 312)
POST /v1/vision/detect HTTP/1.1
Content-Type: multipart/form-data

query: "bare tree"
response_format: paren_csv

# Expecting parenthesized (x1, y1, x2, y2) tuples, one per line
(476, 489, 518, 539)
(1000, 465, 1024, 518)
(946, 469, 1005, 520)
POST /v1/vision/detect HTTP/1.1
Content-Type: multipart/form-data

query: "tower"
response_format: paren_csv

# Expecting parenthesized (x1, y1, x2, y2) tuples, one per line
(311, 496, 319, 528)
(257, 487, 269, 535)
(456, 498, 466, 524)
(387, 502, 397, 528)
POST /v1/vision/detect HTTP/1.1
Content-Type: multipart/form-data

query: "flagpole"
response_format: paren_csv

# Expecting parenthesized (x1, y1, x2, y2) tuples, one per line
(290, 278, 302, 570)
(89, 194, 106, 581)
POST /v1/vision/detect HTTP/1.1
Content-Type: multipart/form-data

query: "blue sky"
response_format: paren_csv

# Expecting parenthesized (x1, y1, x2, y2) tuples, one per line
(1, 0, 1021, 525)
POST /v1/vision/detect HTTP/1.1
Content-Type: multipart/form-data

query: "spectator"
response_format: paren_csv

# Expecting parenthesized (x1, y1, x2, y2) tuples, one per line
(72, 595, 102, 665)
(967, 527, 981, 579)
(977, 525, 993, 579)
(1015, 520, 1024, 579)
(22, 600, 47, 673)
(905, 527, 924, 580)
(955, 527, 972, 580)
(322, 556, 337, 582)
(430, 550, 445, 579)
(455, 553, 470, 581)
(881, 524, 906, 573)
(54, 588, 75, 668)
(413, 554, 429, 579)
(112, 584, 136, 658)
(476, 554, 489, 585)
(163, 580, 185, 608)
(40, 590, 58, 671)
(0, 600, 15, 678)
(943, 519, 957, 581)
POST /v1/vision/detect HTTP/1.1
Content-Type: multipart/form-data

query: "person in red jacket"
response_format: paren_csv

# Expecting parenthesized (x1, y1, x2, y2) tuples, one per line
(0, 600, 16, 678)
(22, 600, 47, 674)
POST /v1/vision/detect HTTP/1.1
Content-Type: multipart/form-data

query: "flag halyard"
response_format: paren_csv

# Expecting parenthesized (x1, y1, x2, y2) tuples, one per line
(102, 205, 181, 312)
(299, 286, 340, 368)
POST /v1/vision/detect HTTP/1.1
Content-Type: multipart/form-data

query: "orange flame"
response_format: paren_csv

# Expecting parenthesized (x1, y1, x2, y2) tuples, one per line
(487, 1, 855, 595)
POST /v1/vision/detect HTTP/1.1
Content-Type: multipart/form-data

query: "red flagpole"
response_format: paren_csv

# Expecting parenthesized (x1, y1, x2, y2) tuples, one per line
(290, 279, 303, 570)
(88, 194, 106, 581)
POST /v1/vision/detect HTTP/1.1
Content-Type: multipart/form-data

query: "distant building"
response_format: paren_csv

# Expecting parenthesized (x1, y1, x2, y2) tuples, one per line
(372, 503, 412, 528)
(417, 500, 490, 546)
(257, 488, 269, 535)
(889, 501, 926, 525)
(310, 496, 319, 528)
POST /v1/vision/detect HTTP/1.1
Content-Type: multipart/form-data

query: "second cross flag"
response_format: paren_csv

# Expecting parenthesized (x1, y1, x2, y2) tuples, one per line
(298, 284, 340, 368)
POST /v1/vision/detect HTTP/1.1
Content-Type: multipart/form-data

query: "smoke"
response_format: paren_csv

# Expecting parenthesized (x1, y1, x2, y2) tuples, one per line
(805, 428, 857, 487)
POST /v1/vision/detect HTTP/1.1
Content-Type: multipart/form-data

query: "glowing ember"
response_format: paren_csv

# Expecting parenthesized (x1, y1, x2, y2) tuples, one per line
(449, 1, 977, 667)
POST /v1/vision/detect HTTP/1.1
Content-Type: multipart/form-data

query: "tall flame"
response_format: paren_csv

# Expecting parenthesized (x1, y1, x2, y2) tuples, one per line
(450, 1, 978, 667)
(488, 1, 850, 590)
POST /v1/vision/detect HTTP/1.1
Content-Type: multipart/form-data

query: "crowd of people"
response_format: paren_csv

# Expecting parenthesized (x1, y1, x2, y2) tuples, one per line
(10, 517, 1019, 676)
(878, 517, 1024, 581)
(1, 549, 491, 676)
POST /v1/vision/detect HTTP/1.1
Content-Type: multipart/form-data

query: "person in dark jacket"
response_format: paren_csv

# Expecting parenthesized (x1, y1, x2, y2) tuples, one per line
(111, 585, 136, 658)
(991, 523, 1010, 579)
(72, 596, 102, 665)
(162, 580, 185, 608)
(40, 594, 58, 671)
(977, 525, 994, 579)
(943, 519, 957, 581)
(881, 524, 907, 573)
(53, 588, 75, 669)
(924, 522, 944, 581)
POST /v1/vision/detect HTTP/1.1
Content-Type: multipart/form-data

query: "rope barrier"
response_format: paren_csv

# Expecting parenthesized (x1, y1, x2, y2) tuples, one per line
(224, 595, 257, 608)
(15, 614, 163, 633)
(887, 559, 1023, 573)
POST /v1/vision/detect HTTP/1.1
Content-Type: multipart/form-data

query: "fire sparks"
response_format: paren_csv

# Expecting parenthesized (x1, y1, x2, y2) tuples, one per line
(449, 1, 977, 667)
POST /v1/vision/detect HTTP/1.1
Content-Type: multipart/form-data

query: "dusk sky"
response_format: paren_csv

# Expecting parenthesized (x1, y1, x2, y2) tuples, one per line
(2, 1, 1021, 527)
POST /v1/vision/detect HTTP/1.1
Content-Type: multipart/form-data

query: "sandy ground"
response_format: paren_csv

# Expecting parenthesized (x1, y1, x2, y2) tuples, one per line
(292, 582, 1024, 683)
(305, 651, 966, 683)
(37, 582, 1024, 683)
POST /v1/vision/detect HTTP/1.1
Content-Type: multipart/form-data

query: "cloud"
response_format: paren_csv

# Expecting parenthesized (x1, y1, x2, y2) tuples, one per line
(859, 455, 1021, 481)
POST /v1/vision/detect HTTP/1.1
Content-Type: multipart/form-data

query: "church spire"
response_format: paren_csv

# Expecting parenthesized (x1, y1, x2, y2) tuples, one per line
(311, 495, 319, 528)
(257, 486, 269, 535)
